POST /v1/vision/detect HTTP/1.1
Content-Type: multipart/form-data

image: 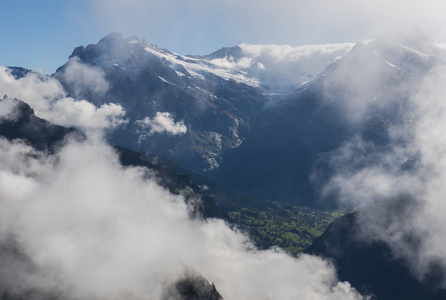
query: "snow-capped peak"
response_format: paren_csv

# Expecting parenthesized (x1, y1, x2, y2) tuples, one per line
(68, 33, 355, 102)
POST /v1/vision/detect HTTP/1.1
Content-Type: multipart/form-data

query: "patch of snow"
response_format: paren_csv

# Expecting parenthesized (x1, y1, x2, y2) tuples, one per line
(158, 76, 171, 84)
(385, 61, 397, 68)
(230, 118, 243, 148)
(400, 45, 430, 60)
(175, 71, 185, 77)
(205, 155, 220, 171)
(199, 185, 209, 191)
(209, 132, 222, 151)
(144, 46, 259, 87)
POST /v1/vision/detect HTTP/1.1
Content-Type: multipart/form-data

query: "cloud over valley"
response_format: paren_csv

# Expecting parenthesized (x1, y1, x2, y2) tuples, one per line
(0, 129, 363, 300)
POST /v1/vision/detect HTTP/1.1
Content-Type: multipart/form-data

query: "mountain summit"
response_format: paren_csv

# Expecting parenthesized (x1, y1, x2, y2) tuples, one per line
(56, 32, 265, 172)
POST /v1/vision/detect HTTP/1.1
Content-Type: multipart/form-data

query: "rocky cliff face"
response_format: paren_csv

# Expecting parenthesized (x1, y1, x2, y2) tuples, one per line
(163, 274, 223, 300)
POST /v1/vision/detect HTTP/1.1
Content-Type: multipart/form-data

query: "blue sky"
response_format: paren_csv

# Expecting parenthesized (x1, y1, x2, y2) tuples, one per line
(2, 0, 446, 74)
(0, 1, 106, 73)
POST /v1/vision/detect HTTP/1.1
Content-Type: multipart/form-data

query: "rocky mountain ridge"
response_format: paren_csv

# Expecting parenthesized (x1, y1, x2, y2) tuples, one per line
(54, 32, 353, 173)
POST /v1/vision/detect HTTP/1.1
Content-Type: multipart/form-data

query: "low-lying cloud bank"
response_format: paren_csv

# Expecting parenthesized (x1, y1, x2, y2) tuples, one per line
(0, 134, 363, 299)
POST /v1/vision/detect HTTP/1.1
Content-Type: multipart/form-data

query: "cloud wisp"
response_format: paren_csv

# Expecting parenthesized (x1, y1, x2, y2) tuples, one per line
(135, 112, 187, 141)
(0, 67, 126, 131)
(58, 57, 110, 99)
(0, 96, 21, 120)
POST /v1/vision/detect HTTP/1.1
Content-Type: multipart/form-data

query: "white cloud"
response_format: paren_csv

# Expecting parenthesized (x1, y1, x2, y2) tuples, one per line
(320, 136, 422, 208)
(136, 112, 187, 138)
(317, 35, 446, 284)
(0, 97, 20, 120)
(51, 98, 126, 130)
(0, 135, 364, 300)
(405, 63, 446, 278)
(0, 67, 126, 130)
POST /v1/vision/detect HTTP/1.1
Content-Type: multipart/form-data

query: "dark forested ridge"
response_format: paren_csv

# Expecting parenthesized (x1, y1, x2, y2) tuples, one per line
(306, 208, 446, 300)
(0, 97, 82, 151)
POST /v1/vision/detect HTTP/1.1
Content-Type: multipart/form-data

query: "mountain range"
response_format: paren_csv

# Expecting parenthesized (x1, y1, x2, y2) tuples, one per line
(54, 32, 353, 174)
(53, 31, 446, 208)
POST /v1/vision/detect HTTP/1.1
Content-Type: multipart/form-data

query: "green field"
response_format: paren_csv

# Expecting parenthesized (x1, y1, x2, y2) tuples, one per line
(229, 203, 347, 256)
